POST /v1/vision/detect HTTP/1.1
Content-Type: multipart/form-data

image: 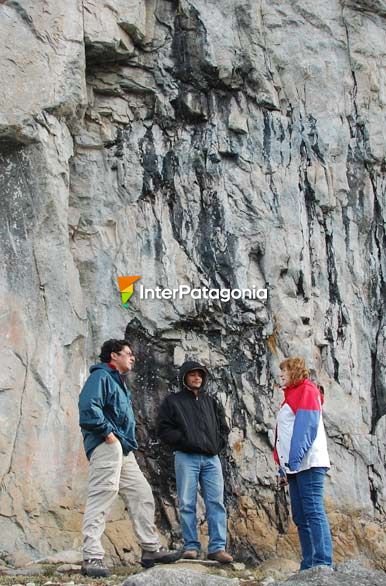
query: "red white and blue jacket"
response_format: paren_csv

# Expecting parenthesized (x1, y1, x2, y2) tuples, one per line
(274, 379, 330, 475)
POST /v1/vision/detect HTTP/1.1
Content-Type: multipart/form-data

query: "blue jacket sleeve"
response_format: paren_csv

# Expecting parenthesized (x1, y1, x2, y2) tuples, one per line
(78, 372, 113, 437)
(288, 409, 320, 471)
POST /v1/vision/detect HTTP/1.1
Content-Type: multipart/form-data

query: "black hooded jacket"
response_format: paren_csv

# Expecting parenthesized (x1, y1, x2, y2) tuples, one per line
(157, 360, 229, 456)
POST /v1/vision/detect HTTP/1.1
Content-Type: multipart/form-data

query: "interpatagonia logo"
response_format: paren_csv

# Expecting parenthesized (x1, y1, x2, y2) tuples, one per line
(117, 276, 267, 305)
(117, 276, 141, 307)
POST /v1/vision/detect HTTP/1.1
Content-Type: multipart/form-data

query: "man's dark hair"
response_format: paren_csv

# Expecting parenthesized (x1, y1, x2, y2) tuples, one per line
(99, 339, 131, 363)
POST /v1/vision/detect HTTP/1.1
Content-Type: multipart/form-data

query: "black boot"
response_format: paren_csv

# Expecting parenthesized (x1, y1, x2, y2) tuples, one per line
(81, 558, 110, 577)
(141, 547, 182, 568)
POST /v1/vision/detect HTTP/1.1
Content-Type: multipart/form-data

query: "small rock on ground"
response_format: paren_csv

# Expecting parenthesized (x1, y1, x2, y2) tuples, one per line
(232, 563, 246, 572)
(55, 564, 81, 574)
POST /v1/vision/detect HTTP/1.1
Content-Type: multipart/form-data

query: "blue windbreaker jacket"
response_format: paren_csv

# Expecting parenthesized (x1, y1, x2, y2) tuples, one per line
(78, 363, 138, 459)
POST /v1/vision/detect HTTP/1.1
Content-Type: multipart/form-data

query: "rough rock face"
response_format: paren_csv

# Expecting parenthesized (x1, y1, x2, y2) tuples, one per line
(0, 0, 385, 570)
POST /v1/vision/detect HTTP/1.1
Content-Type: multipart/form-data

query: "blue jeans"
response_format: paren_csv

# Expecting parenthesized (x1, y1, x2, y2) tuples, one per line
(174, 451, 227, 553)
(288, 467, 333, 570)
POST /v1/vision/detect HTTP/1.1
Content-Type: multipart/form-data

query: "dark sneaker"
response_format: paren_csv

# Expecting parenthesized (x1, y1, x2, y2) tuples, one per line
(141, 547, 182, 568)
(207, 550, 233, 564)
(182, 549, 199, 560)
(81, 558, 110, 577)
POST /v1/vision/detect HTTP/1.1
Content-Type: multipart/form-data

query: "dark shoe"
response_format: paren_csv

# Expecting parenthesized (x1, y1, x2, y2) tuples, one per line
(141, 547, 182, 568)
(207, 550, 233, 564)
(81, 558, 110, 577)
(182, 549, 199, 560)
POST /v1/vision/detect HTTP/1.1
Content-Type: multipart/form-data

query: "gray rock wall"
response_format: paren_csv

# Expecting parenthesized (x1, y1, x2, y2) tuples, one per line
(0, 0, 385, 568)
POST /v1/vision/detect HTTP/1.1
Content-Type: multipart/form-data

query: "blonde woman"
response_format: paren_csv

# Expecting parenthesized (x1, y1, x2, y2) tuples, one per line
(274, 357, 333, 570)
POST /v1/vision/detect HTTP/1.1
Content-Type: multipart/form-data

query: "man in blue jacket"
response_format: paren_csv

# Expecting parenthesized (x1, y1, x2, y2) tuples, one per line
(79, 339, 180, 577)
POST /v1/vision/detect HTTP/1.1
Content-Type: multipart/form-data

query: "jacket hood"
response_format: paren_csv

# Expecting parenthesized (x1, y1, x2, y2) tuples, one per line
(179, 360, 209, 391)
(284, 378, 324, 404)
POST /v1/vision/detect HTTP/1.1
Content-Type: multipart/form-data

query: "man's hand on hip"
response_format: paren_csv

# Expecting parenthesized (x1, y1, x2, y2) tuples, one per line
(105, 432, 118, 444)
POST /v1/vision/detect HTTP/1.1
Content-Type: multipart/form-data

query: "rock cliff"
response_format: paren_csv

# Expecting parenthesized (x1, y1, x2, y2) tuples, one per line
(0, 0, 385, 569)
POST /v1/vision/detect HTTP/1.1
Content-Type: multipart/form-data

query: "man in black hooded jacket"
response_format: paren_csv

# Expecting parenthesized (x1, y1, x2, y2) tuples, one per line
(157, 360, 233, 563)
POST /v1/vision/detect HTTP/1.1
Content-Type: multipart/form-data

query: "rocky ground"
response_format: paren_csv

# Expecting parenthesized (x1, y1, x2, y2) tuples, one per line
(0, 557, 300, 586)
(0, 558, 386, 586)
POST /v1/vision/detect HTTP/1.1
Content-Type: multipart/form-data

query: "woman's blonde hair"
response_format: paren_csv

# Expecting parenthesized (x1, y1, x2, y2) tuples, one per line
(280, 357, 309, 386)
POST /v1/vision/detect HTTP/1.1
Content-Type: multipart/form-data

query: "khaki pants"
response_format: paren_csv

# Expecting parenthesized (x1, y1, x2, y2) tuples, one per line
(82, 440, 161, 559)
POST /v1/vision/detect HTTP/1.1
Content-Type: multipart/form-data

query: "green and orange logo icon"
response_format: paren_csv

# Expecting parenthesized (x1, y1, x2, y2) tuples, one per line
(117, 276, 141, 307)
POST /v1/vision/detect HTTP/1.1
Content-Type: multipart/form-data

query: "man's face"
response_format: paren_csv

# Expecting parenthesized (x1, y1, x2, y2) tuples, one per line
(111, 345, 135, 374)
(185, 369, 203, 390)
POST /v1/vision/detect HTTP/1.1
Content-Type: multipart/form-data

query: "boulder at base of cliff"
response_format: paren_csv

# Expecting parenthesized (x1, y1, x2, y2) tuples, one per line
(272, 560, 386, 585)
(122, 567, 240, 586)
